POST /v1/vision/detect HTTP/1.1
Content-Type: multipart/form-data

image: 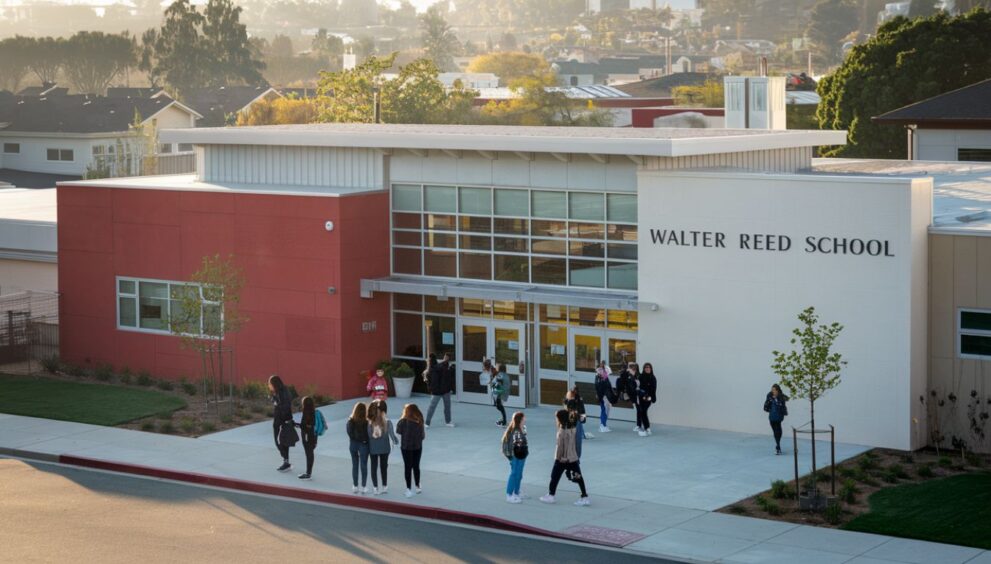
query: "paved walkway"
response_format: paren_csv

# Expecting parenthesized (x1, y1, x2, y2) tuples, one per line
(1, 401, 988, 564)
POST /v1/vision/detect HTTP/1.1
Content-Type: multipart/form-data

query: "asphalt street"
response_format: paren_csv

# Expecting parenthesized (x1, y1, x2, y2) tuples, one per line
(0, 458, 681, 563)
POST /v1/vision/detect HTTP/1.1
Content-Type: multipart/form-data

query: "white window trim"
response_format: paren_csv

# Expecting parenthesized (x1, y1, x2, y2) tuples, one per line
(115, 275, 222, 338)
(957, 307, 991, 360)
(46, 148, 75, 162)
(2, 143, 20, 154)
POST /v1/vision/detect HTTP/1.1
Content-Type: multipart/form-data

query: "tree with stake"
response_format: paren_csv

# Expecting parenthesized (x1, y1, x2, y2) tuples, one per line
(771, 306, 846, 507)
(170, 254, 247, 415)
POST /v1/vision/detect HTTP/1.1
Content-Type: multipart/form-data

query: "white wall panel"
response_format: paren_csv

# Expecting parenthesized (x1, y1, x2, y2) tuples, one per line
(201, 144, 383, 190)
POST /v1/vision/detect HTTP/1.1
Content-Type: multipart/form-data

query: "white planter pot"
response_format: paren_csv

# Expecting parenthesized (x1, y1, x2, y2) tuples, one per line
(393, 377, 414, 399)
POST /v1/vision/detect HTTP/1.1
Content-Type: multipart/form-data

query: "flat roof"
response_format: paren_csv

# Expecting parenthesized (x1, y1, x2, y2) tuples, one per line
(159, 123, 847, 158)
(0, 188, 57, 258)
(812, 158, 991, 233)
(58, 174, 380, 198)
(0, 188, 57, 223)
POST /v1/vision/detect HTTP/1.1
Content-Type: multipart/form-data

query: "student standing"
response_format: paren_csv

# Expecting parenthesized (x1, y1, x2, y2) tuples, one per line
(540, 410, 590, 506)
(347, 402, 371, 494)
(490, 363, 509, 427)
(594, 361, 614, 433)
(564, 386, 591, 459)
(367, 400, 399, 495)
(425, 353, 455, 427)
(367, 368, 389, 402)
(637, 363, 658, 437)
(763, 384, 789, 455)
(396, 403, 426, 498)
(268, 375, 294, 472)
(501, 411, 528, 503)
(622, 363, 643, 433)
(296, 396, 325, 481)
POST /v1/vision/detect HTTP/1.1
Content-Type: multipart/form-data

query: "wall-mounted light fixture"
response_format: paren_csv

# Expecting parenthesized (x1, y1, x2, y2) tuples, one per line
(325, 221, 335, 232)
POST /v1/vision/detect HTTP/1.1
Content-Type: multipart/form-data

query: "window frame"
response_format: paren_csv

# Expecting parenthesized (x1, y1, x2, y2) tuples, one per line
(46, 148, 74, 162)
(115, 276, 222, 337)
(958, 308, 991, 359)
(2, 142, 20, 154)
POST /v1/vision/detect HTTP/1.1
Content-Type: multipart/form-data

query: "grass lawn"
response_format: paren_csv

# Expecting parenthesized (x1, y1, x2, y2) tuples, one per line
(0, 376, 187, 426)
(843, 472, 991, 549)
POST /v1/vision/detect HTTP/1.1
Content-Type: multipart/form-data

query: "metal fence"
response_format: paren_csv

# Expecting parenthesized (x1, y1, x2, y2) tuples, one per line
(0, 290, 59, 375)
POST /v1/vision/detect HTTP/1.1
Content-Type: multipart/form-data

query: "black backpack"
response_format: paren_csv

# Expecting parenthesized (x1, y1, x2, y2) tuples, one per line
(615, 373, 629, 401)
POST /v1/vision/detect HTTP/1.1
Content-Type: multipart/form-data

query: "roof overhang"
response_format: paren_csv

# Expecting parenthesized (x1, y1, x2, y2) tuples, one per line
(161, 125, 847, 159)
(871, 117, 991, 129)
(144, 99, 205, 122)
(360, 276, 643, 311)
(0, 130, 132, 139)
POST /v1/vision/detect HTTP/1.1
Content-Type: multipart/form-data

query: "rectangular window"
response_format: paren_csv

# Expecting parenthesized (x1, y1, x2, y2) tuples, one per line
(93, 145, 105, 156)
(178, 143, 194, 152)
(494, 217, 528, 235)
(158, 143, 174, 154)
(393, 184, 422, 211)
(393, 248, 421, 275)
(494, 254, 528, 282)
(539, 325, 568, 371)
(459, 187, 491, 215)
(960, 309, 991, 358)
(531, 257, 566, 285)
(569, 259, 605, 288)
(394, 312, 424, 358)
(569, 192, 604, 221)
(607, 194, 637, 223)
(531, 191, 567, 218)
(424, 249, 456, 277)
(2, 143, 19, 154)
(458, 216, 491, 233)
(494, 189, 528, 216)
(958, 148, 991, 162)
(117, 277, 220, 336)
(46, 148, 73, 161)
(459, 252, 492, 280)
(425, 185, 457, 213)
(425, 315, 455, 358)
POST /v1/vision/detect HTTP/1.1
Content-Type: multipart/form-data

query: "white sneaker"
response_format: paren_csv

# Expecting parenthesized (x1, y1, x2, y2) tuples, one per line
(415, 486, 422, 494)
(518, 492, 531, 500)
(584, 432, 594, 439)
(445, 422, 456, 428)
(361, 487, 369, 495)
(424, 423, 430, 428)
(405, 489, 414, 498)
(638, 430, 647, 437)
(539, 494, 555, 504)
(575, 497, 591, 507)
(646, 428, 652, 436)
(351, 485, 358, 494)
(381, 485, 389, 494)
(373, 487, 380, 495)
(508, 495, 522, 504)
(506, 494, 516, 503)
(634, 425, 642, 432)
(599, 425, 611, 433)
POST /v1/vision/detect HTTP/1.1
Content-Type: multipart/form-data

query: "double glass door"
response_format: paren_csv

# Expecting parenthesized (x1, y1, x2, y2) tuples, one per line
(570, 329, 638, 421)
(457, 320, 526, 408)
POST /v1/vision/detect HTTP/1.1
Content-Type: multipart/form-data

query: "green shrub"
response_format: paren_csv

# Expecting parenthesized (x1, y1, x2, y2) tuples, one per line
(220, 414, 233, 424)
(137, 371, 153, 386)
(901, 454, 915, 464)
(159, 421, 175, 434)
(938, 455, 953, 467)
(93, 364, 113, 381)
(824, 502, 843, 525)
(728, 504, 748, 514)
(838, 466, 857, 479)
(119, 372, 132, 385)
(817, 470, 832, 482)
(156, 411, 174, 420)
(178, 417, 196, 434)
(200, 421, 216, 433)
(857, 454, 878, 471)
(770, 479, 794, 499)
(840, 479, 859, 504)
(41, 355, 62, 374)
(66, 363, 87, 378)
(965, 453, 984, 468)
(140, 421, 155, 432)
(755, 495, 783, 516)
(916, 464, 934, 478)
(241, 380, 267, 400)
(887, 463, 910, 480)
(181, 382, 197, 396)
(156, 379, 174, 391)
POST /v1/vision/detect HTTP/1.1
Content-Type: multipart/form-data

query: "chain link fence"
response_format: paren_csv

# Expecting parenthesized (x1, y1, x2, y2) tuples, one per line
(0, 290, 59, 375)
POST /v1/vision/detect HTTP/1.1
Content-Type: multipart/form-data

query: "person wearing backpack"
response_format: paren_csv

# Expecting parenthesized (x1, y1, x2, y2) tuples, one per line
(396, 403, 426, 498)
(564, 386, 591, 458)
(594, 360, 614, 433)
(490, 363, 510, 427)
(367, 400, 399, 495)
(268, 375, 295, 473)
(501, 411, 528, 503)
(622, 363, 642, 433)
(296, 396, 326, 481)
(763, 384, 789, 455)
(346, 402, 371, 494)
(425, 353, 455, 428)
(637, 363, 658, 437)
(367, 368, 389, 402)
(540, 409, 589, 507)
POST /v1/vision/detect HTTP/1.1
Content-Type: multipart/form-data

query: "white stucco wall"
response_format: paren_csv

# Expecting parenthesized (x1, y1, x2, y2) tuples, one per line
(0, 136, 112, 176)
(915, 129, 991, 161)
(0, 259, 57, 295)
(636, 171, 932, 450)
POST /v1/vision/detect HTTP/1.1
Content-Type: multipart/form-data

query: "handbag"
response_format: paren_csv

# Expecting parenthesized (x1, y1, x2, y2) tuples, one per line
(565, 468, 583, 482)
(512, 441, 529, 460)
(278, 421, 299, 447)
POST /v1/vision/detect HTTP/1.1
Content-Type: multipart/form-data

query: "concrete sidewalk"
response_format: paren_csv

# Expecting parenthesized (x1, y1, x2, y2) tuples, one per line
(1, 403, 988, 564)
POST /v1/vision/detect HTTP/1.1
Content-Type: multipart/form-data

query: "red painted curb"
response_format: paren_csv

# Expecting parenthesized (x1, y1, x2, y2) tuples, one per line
(58, 454, 616, 547)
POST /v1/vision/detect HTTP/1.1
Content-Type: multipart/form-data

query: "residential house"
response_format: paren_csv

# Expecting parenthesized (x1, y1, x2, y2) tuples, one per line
(160, 85, 282, 129)
(873, 78, 991, 162)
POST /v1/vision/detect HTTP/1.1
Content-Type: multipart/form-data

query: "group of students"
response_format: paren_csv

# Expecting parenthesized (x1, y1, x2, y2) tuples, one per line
(593, 361, 658, 437)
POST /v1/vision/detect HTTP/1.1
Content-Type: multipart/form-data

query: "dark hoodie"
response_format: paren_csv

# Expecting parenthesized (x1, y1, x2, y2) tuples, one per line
(763, 392, 789, 422)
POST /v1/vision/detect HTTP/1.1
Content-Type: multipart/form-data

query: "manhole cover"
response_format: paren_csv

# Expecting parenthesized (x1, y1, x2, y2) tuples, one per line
(562, 525, 646, 547)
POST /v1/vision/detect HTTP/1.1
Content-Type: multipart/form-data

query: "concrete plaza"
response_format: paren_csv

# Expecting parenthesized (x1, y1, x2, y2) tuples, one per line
(1, 399, 988, 564)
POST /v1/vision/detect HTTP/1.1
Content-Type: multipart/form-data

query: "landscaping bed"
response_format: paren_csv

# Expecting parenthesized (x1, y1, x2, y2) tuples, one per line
(718, 448, 991, 548)
(1, 359, 334, 437)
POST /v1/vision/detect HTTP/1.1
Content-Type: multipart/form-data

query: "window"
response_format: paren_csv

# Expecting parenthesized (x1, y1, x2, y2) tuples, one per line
(158, 143, 174, 154)
(959, 309, 991, 358)
(116, 277, 221, 336)
(178, 143, 194, 152)
(3, 143, 20, 154)
(46, 148, 73, 162)
(958, 148, 991, 162)
(92, 145, 105, 156)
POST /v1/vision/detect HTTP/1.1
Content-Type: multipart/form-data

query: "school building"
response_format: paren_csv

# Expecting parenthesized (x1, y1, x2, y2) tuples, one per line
(54, 123, 991, 452)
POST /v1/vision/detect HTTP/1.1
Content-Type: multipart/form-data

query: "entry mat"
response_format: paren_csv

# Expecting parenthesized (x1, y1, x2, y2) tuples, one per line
(562, 524, 646, 547)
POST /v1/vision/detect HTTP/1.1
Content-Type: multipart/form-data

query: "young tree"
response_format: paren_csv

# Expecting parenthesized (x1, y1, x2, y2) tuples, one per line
(316, 53, 394, 123)
(466, 51, 554, 86)
(771, 307, 846, 496)
(419, 5, 460, 71)
(0, 37, 33, 93)
(171, 254, 248, 413)
(62, 32, 138, 94)
(381, 58, 476, 124)
(237, 96, 320, 125)
(806, 0, 859, 66)
(817, 9, 991, 158)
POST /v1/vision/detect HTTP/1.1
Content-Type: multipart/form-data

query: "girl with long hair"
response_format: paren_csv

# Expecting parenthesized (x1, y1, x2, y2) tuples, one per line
(346, 402, 370, 494)
(637, 363, 658, 437)
(501, 411, 528, 503)
(396, 403, 426, 498)
(297, 396, 317, 480)
(594, 360, 613, 433)
(268, 374, 294, 472)
(490, 363, 509, 427)
(367, 400, 399, 495)
(540, 409, 589, 506)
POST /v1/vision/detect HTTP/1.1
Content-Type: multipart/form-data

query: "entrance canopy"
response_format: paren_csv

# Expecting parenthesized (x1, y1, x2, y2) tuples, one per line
(361, 276, 640, 311)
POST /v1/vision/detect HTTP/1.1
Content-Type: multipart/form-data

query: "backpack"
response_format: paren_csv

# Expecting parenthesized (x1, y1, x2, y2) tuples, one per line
(314, 410, 327, 437)
(615, 373, 630, 401)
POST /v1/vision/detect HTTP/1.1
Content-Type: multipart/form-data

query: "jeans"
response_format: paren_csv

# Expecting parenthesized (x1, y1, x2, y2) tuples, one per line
(273, 419, 289, 460)
(548, 460, 587, 497)
(506, 456, 526, 496)
(349, 440, 369, 487)
(426, 393, 452, 425)
(575, 420, 584, 458)
(599, 398, 609, 427)
(494, 397, 507, 424)
(402, 448, 422, 489)
(770, 420, 783, 449)
(635, 400, 651, 430)
(370, 453, 389, 487)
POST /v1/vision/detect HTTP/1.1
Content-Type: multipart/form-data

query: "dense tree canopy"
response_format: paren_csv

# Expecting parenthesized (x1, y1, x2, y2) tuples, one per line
(807, 0, 859, 66)
(466, 52, 553, 86)
(419, 6, 461, 72)
(817, 9, 991, 158)
(0, 37, 37, 92)
(62, 32, 138, 94)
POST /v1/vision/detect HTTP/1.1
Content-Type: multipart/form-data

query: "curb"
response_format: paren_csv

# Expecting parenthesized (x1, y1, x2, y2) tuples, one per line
(5, 448, 615, 548)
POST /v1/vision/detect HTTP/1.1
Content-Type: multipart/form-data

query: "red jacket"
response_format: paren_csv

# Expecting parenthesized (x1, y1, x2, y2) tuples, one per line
(367, 375, 389, 400)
